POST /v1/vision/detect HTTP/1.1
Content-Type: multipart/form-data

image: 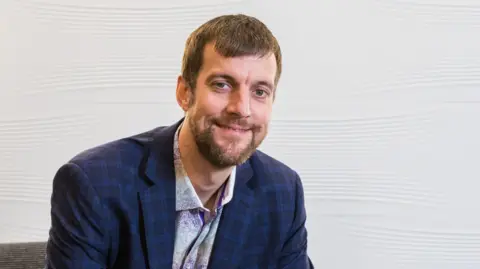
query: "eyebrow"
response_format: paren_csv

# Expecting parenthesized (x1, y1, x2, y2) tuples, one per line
(206, 73, 274, 91)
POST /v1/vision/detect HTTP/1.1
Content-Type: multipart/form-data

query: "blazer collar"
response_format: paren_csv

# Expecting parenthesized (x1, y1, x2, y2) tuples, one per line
(208, 160, 256, 268)
(136, 119, 181, 268)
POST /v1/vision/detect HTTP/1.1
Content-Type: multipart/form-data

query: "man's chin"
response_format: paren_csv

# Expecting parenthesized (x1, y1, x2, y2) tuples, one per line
(214, 140, 250, 154)
(209, 144, 253, 165)
(209, 153, 250, 168)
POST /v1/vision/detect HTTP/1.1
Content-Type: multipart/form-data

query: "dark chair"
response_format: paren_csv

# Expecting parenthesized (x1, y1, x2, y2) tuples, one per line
(0, 241, 46, 269)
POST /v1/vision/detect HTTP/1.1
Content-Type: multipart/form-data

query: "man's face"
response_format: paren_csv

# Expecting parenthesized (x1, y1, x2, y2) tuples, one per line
(182, 43, 277, 168)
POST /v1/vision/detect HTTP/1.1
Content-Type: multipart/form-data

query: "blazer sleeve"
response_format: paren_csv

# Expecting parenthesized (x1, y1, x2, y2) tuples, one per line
(277, 172, 315, 269)
(45, 162, 113, 269)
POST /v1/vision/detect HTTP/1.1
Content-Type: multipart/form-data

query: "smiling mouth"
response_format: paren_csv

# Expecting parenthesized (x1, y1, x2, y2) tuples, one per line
(215, 123, 250, 132)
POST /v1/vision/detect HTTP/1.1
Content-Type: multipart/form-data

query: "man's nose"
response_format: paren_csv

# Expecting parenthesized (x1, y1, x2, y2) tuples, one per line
(226, 88, 251, 117)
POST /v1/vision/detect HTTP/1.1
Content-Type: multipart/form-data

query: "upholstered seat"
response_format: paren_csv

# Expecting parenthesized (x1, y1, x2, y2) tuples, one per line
(0, 241, 46, 269)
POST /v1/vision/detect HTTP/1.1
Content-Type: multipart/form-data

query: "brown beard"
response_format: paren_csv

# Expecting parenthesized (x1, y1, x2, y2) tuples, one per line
(187, 114, 261, 168)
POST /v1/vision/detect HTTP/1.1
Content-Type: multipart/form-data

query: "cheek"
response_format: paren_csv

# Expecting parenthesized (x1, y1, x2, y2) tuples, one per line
(207, 96, 228, 114)
(252, 104, 272, 125)
(197, 92, 227, 115)
(188, 101, 218, 129)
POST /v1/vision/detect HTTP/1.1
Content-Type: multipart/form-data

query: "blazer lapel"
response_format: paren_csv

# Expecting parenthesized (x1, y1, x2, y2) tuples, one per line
(139, 183, 175, 269)
(136, 121, 181, 269)
(208, 161, 256, 268)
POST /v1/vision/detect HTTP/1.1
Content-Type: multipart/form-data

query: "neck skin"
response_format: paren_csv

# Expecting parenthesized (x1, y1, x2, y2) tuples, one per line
(178, 122, 233, 207)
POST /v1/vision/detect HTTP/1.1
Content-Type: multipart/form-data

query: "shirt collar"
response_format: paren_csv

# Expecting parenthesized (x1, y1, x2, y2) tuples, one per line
(173, 123, 236, 211)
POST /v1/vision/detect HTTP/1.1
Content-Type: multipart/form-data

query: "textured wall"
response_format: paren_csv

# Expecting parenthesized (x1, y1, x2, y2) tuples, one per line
(1, 0, 479, 268)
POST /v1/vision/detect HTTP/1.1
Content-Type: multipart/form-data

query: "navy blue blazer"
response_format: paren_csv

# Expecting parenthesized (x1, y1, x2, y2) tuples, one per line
(46, 119, 313, 268)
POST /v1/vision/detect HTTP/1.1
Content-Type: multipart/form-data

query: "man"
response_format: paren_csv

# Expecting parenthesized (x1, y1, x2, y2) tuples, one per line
(46, 14, 313, 268)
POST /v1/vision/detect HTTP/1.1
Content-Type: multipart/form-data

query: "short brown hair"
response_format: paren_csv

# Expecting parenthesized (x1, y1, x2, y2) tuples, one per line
(181, 14, 282, 90)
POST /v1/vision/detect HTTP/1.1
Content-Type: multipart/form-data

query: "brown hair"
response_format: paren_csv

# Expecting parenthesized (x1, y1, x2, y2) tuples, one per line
(181, 14, 282, 90)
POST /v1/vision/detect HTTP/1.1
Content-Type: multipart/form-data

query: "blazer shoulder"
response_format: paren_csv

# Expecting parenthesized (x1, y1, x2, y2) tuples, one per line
(67, 127, 165, 176)
(250, 150, 301, 187)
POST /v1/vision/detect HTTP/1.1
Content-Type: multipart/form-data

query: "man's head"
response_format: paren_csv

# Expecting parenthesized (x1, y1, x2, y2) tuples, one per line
(176, 14, 281, 169)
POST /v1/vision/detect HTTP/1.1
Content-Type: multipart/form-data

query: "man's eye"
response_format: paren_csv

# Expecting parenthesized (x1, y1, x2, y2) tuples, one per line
(254, 89, 268, 97)
(213, 82, 229, 89)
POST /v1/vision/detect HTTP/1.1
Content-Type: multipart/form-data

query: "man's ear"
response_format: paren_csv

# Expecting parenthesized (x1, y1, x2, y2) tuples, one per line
(176, 75, 192, 112)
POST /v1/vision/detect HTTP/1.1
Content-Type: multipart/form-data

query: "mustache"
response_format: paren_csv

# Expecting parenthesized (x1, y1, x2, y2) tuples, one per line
(211, 117, 259, 131)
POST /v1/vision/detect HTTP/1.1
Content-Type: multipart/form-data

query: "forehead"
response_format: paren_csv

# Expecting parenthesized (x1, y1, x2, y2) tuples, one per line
(199, 43, 277, 85)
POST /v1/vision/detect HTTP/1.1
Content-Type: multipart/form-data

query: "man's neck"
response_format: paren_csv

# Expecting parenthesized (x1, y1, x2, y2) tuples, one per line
(178, 123, 233, 206)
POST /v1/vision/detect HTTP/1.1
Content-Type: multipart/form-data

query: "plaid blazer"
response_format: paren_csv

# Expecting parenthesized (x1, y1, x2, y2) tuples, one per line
(45, 118, 314, 269)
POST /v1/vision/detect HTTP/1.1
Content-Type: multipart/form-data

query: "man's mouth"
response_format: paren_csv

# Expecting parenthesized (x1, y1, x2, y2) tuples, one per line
(215, 123, 250, 132)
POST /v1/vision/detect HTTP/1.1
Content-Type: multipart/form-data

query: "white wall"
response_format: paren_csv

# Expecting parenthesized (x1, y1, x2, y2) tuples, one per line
(1, 0, 479, 268)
